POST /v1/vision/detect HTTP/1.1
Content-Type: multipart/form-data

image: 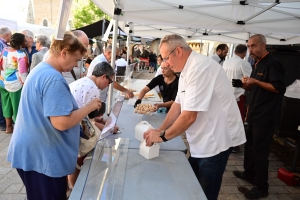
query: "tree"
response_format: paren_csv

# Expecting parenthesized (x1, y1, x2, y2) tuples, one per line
(72, 0, 110, 28)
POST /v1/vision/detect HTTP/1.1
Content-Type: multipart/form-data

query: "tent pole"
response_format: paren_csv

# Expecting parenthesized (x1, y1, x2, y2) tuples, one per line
(107, 15, 119, 115)
(102, 18, 106, 37)
(229, 43, 234, 58)
(127, 32, 131, 64)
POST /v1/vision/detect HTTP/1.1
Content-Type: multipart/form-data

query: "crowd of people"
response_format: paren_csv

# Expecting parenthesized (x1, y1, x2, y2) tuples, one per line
(0, 25, 288, 200)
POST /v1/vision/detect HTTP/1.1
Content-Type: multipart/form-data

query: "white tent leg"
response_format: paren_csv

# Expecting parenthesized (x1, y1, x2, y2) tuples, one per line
(107, 15, 120, 115)
(126, 32, 131, 64)
(229, 43, 234, 58)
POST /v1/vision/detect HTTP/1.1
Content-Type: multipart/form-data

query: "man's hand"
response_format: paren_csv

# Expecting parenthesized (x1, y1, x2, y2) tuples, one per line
(113, 125, 119, 134)
(232, 79, 243, 87)
(85, 98, 102, 111)
(143, 129, 163, 146)
(242, 76, 256, 87)
(153, 103, 160, 111)
(126, 90, 134, 98)
(134, 99, 142, 108)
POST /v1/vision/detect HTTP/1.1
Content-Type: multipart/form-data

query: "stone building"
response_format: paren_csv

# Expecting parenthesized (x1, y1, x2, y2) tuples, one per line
(32, 0, 74, 29)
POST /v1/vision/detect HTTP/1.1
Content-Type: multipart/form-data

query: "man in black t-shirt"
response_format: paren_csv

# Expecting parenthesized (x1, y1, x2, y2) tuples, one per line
(232, 34, 285, 199)
(148, 50, 157, 73)
(134, 62, 178, 111)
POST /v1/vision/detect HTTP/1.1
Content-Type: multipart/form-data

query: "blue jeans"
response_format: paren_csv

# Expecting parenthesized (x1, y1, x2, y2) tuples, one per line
(189, 147, 232, 200)
(0, 93, 5, 125)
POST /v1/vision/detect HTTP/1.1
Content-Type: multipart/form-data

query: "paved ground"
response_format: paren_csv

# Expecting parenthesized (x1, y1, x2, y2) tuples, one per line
(0, 70, 298, 199)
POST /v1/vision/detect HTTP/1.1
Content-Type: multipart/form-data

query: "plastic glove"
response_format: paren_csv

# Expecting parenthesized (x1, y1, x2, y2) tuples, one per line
(134, 99, 142, 108)
(232, 79, 243, 87)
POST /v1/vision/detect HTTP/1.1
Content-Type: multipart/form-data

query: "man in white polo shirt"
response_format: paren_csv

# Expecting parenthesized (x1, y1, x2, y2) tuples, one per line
(144, 34, 246, 200)
(88, 45, 134, 102)
(223, 44, 252, 153)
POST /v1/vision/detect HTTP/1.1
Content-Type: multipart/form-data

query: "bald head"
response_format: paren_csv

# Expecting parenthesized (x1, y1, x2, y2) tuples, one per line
(73, 30, 89, 48)
(249, 34, 266, 45)
(247, 34, 267, 60)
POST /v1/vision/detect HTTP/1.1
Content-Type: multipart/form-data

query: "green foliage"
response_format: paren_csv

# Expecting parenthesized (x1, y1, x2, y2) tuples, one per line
(73, 0, 110, 28)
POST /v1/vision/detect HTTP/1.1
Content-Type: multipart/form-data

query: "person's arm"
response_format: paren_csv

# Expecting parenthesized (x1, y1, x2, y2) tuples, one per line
(243, 76, 279, 93)
(138, 86, 151, 100)
(241, 61, 252, 78)
(30, 54, 38, 71)
(144, 103, 197, 146)
(95, 121, 105, 131)
(113, 81, 134, 98)
(158, 102, 181, 130)
(163, 110, 197, 140)
(154, 100, 174, 110)
(18, 56, 28, 83)
(50, 98, 101, 131)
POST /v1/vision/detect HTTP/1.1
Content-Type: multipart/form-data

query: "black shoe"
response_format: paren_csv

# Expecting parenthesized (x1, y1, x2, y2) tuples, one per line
(232, 146, 240, 153)
(0, 123, 6, 131)
(244, 187, 268, 199)
(233, 171, 254, 184)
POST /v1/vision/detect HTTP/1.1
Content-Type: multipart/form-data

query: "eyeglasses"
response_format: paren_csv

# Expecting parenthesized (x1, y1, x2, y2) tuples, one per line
(106, 75, 113, 84)
(162, 47, 177, 62)
(161, 67, 169, 71)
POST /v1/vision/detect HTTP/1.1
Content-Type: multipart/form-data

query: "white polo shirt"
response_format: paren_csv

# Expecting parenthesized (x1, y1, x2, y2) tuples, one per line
(222, 55, 252, 100)
(211, 54, 224, 66)
(175, 51, 246, 158)
(87, 53, 109, 102)
(69, 77, 100, 108)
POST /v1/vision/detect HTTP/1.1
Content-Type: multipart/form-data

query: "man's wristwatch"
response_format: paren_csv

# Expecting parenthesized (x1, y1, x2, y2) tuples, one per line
(159, 130, 168, 142)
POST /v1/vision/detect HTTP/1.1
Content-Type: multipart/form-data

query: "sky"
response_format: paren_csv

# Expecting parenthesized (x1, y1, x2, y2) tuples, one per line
(0, 0, 30, 22)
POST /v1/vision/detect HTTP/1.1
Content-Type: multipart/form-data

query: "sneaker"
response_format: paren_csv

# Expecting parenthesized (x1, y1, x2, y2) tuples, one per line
(233, 171, 254, 184)
(244, 187, 268, 199)
(232, 146, 240, 153)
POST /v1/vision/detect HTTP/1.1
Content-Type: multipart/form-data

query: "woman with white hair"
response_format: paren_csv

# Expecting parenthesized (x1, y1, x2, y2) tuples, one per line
(30, 34, 50, 70)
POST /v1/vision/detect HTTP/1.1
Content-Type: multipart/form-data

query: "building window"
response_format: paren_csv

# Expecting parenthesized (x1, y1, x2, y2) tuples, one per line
(43, 19, 48, 27)
(68, 20, 73, 29)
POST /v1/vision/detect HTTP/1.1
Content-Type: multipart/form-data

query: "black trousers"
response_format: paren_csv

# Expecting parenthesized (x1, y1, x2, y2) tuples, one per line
(244, 124, 275, 190)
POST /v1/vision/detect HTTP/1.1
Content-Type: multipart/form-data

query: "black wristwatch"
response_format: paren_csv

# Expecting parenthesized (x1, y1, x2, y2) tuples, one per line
(159, 130, 168, 142)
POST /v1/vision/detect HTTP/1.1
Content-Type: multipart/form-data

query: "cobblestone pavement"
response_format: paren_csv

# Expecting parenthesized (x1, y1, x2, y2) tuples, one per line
(0, 70, 298, 200)
(0, 132, 26, 200)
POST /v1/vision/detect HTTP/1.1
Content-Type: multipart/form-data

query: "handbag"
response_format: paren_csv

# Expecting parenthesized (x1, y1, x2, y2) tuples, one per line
(79, 117, 101, 157)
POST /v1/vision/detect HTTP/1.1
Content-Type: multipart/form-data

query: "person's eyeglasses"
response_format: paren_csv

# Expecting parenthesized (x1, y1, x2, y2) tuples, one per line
(106, 75, 113, 84)
(162, 47, 177, 62)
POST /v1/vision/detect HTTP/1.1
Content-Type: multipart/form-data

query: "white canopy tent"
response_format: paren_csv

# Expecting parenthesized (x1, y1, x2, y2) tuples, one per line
(92, 0, 300, 113)
(0, 17, 56, 37)
(92, 0, 300, 45)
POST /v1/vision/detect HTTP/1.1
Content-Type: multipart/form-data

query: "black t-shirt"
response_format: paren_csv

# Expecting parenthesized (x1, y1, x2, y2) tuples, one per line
(149, 53, 157, 63)
(247, 53, 286, 126)
(146, 75, 179, 103)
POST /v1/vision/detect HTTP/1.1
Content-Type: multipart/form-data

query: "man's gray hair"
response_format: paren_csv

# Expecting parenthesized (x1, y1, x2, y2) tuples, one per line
(249, 34, 267, 44)
(36, 35, 50, 48)
(159, 34, 191, 51)
(92, 62, 115, 77)
(0, 27, 11, 36)
(104, 45, 119, 53)
(22, 30, 34, 39)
